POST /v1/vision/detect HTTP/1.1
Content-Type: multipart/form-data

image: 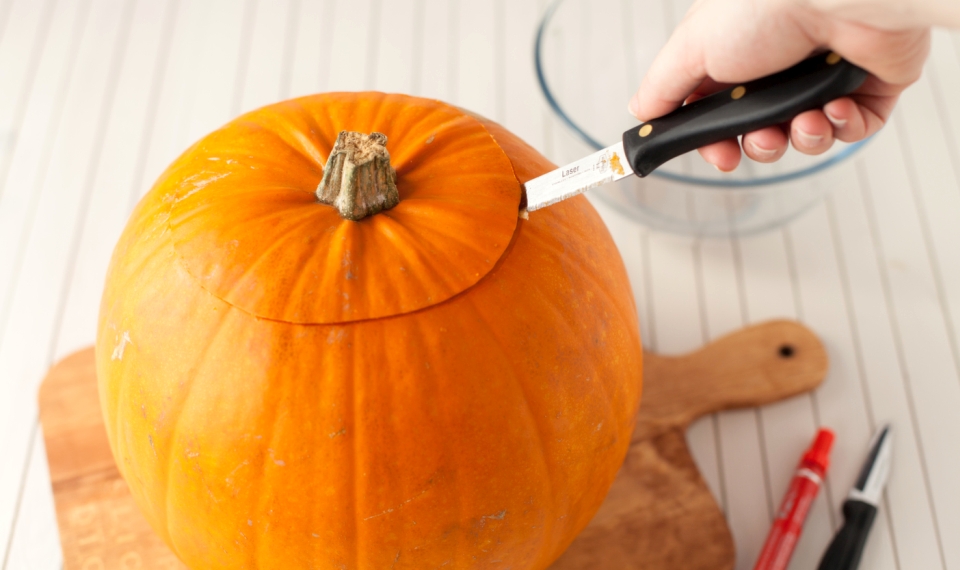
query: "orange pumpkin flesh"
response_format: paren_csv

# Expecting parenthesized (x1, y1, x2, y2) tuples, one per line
(97, 92, 643, 569)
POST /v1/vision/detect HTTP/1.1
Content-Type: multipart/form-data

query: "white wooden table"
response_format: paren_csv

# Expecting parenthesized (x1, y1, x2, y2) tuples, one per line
(1, 1, 959, 568)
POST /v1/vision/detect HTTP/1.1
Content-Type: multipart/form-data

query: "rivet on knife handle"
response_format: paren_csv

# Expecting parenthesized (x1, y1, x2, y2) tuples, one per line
(622, 53, 869, 177)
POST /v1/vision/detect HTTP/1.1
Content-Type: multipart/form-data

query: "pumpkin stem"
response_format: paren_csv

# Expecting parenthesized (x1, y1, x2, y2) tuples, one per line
(317, 131, 399, 221)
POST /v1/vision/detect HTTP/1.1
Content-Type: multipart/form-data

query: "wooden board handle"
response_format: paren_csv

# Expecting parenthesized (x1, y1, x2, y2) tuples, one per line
(552, 320, 827, 569)
(640, 320, 828, 431)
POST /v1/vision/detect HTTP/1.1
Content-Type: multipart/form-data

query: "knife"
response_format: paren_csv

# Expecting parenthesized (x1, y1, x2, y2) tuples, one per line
(522, 52, 869, 212)
(817, 424, 893, 570)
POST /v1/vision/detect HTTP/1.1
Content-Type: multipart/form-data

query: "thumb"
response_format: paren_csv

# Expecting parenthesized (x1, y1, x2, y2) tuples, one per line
(628, 27, 707, 121)
(628, 0, 821, 122)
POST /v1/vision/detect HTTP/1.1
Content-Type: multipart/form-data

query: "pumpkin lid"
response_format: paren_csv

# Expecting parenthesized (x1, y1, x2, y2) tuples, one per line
(164, 93, 522, 325)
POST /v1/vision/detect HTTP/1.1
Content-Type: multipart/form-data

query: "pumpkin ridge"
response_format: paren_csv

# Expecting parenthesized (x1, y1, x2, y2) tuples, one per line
(516, 224, 632, 455)
(212, 211, 319, 314)
(253, 355, 290, 570)
(387, 107, 472, 173)
(161, 375, 191, 559)
(376, 210, 498, 291)
(482, 209, 641, 564)
(159, 305, 234, 560)
(279, 95, 348, 167)
(421, 317, 463, 567)
(464, 294, 557, 567)
(247, 101, 329, 168)
(167, 189, 317, 250)
(166, 206, 311, 321)
(110, 342, 139, 532)
(307, 93, 474, 178)
(390, 123, 492, 184)
(360, 214, 463, 301)
(225, 119, 324, 183)
(347, 327, 361, 570)
(521, 213, 640, 347)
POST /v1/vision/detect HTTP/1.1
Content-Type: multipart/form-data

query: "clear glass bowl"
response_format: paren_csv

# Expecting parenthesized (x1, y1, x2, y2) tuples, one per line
(535, 0, 867, 236)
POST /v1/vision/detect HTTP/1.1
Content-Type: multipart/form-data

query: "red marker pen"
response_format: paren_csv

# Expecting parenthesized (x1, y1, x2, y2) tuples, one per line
(753, 428, 835, 570)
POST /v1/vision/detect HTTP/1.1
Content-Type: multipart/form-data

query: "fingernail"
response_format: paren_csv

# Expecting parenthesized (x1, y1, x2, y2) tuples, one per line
(713, 163, 725, 172)
(825, 110, 847, 129)
(628, 95, 640, 118)
(795, 128, 824, 147)
(747, 139, 778, 159)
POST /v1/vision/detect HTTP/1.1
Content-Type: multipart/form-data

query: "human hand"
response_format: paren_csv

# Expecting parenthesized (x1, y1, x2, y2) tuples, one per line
(627, 0, 931, 171)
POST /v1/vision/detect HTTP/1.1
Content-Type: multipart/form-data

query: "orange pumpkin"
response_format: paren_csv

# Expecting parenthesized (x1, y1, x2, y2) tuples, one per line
(96, 92, 643, 569)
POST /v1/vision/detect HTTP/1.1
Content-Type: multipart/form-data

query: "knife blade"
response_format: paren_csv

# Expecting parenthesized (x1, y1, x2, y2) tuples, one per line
(816, 424, 893, 570)
(523, 52, 869, 212)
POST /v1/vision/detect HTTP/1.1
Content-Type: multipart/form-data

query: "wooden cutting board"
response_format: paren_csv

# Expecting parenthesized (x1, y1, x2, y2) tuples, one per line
(39, 319, 827, 570)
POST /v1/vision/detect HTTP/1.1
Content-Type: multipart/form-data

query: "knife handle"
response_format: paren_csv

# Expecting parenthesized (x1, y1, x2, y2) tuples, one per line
(816, 499, 878, 570)
(621, 52, 869, 177)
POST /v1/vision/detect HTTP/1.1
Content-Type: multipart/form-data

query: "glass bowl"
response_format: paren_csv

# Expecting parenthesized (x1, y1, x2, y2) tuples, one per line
(534, 0, 867, 236)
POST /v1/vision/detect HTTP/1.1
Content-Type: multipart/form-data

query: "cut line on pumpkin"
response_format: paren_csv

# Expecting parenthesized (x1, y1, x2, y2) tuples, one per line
(165, 210, 528, 328)
(468, 114, 528, 212)
(166, 112, 523, 326)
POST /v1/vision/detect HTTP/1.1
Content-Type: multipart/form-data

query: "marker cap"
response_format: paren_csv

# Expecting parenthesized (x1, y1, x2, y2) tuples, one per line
(802, 428, 835, 474)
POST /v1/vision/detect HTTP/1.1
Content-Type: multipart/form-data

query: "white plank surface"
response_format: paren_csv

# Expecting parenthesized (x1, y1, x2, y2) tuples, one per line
(0, 0, 55, 200)
(4, 3, 177, 567)
(3, 430, 60, 570)
(237, 0, 291, 115)
(0, 0, 103, 562)
(2, 2, 960, 569)
(860, 113, 960, 568)
(826, 156, 945, 569)
(326, 0, 374, 92)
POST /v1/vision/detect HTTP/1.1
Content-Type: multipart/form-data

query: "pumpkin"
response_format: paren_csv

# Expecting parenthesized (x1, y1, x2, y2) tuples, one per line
(96, 92, 643, 569)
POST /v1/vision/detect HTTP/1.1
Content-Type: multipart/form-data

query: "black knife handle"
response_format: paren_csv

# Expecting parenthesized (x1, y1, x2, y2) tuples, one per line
(622, 53, 869, 177)
(817, 499, 878, 570)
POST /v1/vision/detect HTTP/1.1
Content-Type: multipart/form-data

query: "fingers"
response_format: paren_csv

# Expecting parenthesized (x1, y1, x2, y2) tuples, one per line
(790, 109, 835, 154)
(707, 98, 880, 172)
(697, 139, 742, 172)
(702, 125, 790, 171)
(706, 102, 867, 172)
(822, 97, 867, 142)
(842, 75, 903, 138)
(742, 126, 789, 163)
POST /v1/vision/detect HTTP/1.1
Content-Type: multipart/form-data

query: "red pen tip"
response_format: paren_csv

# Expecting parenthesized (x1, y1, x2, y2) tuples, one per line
(802, 428, 835, 473)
